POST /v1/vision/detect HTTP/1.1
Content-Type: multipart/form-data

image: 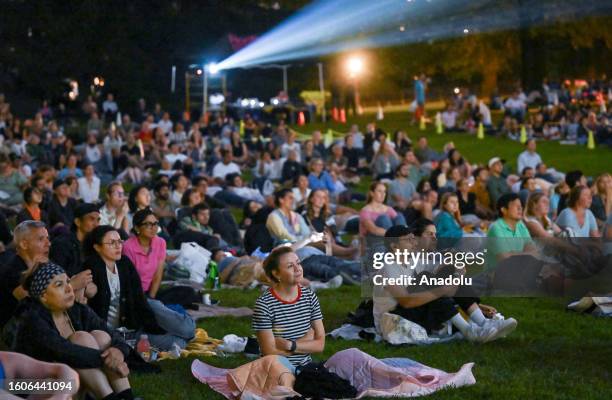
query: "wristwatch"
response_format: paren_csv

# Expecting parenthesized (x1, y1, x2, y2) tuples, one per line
(289, 340, 297, 353)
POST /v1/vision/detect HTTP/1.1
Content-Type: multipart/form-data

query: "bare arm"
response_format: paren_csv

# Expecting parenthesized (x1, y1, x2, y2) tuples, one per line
(257, 319, 325, 357)
(148, 259, 165, 298)
(362, 217, 387, 236)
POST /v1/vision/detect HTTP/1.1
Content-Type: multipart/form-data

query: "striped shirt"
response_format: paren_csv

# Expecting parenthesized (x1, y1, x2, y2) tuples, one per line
(252, 286, 323, 366)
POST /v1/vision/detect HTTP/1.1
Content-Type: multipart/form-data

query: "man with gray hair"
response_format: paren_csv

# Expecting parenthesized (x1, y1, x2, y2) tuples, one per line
(0, 220, 50, 331)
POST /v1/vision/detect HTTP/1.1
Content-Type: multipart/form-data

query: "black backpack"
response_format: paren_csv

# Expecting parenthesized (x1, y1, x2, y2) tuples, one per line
(293, 362, 357, 400)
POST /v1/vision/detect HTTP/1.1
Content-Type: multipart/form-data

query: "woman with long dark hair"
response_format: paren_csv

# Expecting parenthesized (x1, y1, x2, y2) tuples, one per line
(84, 225, 190, 350)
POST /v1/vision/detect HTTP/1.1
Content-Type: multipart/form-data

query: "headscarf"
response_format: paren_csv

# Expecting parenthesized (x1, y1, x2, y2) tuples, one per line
(29, 262, 66, 299)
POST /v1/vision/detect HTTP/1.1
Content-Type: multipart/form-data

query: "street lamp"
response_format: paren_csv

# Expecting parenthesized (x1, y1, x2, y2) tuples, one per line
(346, 56, 364, 79)
(345, 56, 364, 115)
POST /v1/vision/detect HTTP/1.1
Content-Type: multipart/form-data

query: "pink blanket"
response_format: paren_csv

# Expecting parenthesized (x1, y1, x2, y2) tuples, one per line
(191, 348, 475, 399)
(325, 348, 476, 398)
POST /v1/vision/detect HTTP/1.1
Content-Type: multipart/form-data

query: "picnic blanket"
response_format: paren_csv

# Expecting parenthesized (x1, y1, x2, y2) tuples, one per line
(188, 304, 253, 320)
(192, 348, 475, 399)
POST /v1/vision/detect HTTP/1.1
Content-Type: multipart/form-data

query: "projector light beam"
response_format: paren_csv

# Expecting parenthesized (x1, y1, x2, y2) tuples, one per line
(215, 0, 612, 71)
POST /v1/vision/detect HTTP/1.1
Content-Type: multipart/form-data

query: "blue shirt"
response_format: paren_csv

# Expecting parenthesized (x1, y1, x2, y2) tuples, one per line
(556, 208, 597, 237)
(308, 171, 335, 193)
(414, 79, 425, 104)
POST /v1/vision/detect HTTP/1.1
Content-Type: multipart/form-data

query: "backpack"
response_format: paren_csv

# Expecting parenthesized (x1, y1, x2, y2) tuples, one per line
(293, 362, 357, 400)
(346, 299, 375, 328)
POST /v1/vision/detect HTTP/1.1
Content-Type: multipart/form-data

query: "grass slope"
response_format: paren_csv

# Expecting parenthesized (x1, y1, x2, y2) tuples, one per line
(132, 287, 612, 399)
(133, 111, 611, 399)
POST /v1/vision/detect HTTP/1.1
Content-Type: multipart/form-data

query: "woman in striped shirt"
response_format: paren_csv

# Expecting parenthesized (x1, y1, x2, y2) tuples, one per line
(252, 246, 325, 368)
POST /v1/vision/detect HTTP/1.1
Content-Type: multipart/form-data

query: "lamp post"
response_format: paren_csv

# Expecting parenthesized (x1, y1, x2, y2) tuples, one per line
(318, 62, 326, 123)
(346, 56, 364, 116)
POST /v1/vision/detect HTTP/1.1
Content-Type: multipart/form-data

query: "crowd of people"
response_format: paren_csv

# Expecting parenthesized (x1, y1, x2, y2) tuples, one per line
(435, 79, 612, 146)
(0, 89, 610, 399)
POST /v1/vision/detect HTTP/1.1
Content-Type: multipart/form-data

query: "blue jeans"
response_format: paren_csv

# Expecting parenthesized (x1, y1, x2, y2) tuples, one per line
(213, 190, 246, 207)
(374, 213, 407, 230)
(300, 255, 361, 281)
(144, 298, 196, 350)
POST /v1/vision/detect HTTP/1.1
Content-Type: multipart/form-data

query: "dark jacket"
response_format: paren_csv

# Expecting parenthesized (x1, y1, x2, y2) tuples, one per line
(0, 254, 29, 328)
(16, 208, 49, 225)
(50, 231, 84, 278)
(47, 196, 78, 227)
(85, 254, 165, 334)
(15, 301, 130, 369)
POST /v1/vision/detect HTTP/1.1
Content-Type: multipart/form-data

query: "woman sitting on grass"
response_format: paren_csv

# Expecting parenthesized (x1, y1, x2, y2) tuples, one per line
(252, 246, 325, 370)
(84, 225, 187, 351)
(15, 263, 136, 400)
(359, 181, 407, 238)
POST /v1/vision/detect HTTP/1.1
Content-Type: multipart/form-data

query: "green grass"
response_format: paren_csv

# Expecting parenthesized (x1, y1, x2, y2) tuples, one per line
(293, 110, 610, 177)
(132, 110, 612, 399)
(132, 287, 612, 399)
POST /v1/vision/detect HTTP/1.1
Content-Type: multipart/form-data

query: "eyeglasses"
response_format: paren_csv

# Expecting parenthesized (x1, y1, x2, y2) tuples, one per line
(139, 221, 159, 228)
(112, 192, 125, 197)
(103, 240, 124, 248)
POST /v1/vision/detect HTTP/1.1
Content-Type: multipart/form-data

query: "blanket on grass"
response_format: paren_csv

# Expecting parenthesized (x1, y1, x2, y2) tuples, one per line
(192, 347, 475, 399)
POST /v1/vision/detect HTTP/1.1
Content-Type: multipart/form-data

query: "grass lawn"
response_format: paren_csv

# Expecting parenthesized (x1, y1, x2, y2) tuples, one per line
(132, 110, 611, 399)
(293, 110, 610, 178)
(132, 287, 612, 399)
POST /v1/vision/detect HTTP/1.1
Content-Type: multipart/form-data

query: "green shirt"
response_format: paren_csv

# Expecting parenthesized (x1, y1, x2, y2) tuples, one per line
(486, 175, 510, 209)
(486, 218, 532, 269)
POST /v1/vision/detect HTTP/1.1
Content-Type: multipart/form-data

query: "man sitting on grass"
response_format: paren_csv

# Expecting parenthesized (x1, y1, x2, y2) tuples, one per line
(372, 220, 517, 343)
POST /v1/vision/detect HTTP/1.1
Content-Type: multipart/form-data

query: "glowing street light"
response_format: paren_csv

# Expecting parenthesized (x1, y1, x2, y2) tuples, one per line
(346, 56, 364, 79)
(345, 55, 365, 115)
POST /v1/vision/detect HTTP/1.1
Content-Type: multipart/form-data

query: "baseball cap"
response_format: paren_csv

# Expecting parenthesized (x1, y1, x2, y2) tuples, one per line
(74, 203, 101, 219)
(488, 157, 502, 168)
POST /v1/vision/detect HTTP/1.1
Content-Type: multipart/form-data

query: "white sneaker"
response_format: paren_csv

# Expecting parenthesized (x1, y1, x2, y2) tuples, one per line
(484, 317, 518, 339)
(326, 275, 344, 289)
(463, 322, 499, 343)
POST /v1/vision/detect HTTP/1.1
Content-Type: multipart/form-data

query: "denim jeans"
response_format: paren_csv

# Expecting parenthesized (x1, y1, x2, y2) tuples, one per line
(144, 298, 196, 350)
(300, 255, 361, 281)
(374, 213, 407, 230)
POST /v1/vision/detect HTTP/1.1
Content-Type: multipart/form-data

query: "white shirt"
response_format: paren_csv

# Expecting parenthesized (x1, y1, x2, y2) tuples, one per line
(441, 111, 457, 128)
(212, 161, 241, 179)
(281, 142, 301, 162)
(165, 153, 188, 166)
(517, 150, 542, 174)
(85, 144, 102, 163)
(292, 187, 311, 210)
(102, 100, 118, 114)
(504, 97, 526, 111)
(157, 119, 173, 135)
(372, 140, 395, 154)
(77, 176, 101, 203)
(479, 101, 492, 125)
(106, 265, 121, 329)
(269, 158, 286, 181)
(231, 187, 265, 203)
(168, 131, 187, 144)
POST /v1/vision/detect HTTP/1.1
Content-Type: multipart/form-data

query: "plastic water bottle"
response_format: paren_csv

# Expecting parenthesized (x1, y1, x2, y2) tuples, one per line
(207, 261, 220, 290)
(136, 334, 151, 362)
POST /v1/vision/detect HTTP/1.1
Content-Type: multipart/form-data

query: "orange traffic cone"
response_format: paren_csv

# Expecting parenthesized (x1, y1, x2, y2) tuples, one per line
(297, 111, 306, 126)
(332, 107, 339, 121)
(340, 108, 346, 123)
